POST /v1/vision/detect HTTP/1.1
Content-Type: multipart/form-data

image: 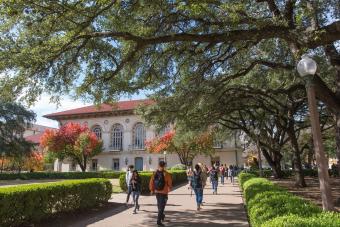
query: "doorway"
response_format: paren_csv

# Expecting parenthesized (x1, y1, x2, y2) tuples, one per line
(135, 157, 144, 171)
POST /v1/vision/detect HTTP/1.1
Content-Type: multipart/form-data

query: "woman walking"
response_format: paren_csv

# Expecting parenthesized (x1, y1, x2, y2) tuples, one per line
(131, 170, 141, 214)
(209, 166, 219, 194)
(191, 164, 204, 211)
(229, 165, 235, 184)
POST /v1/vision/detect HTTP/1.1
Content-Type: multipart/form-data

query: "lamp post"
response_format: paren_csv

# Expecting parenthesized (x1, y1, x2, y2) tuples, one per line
(1, 152, 5, 173)
(254, 129, 263, 177)
(297, 55, 334, 211)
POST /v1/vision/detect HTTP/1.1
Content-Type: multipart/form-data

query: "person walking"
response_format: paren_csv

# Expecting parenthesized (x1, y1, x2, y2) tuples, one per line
(224, 164, 229, 181)
(125, 165, 134, 205)
(229, 165, 235, 184)
(186, 166, 194, 190)
(209, 166, 219, 194)
(191, 164, 204, 211)
(131, 170, 141, 214)
(219, 164, 225, 185)
(149, 161, 173, 227)
(198, 163, 207, 206)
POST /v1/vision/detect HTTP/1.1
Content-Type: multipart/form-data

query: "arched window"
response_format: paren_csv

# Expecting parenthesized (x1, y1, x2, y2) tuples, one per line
(92, 125, 102, 139)
(133, 123, 146, 149)
(111, 124, 123, 150)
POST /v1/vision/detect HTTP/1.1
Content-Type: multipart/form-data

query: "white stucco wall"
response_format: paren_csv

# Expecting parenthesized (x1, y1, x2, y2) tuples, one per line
(53, 114, 245, 172)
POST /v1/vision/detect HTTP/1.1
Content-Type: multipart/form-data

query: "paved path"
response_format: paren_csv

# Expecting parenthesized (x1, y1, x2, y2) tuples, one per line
(71, 178, 249, 227)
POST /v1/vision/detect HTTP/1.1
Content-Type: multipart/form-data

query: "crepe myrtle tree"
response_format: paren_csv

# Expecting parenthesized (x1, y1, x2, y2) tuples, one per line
(145, 129, 215, 166)
(41, 122, 102, 172)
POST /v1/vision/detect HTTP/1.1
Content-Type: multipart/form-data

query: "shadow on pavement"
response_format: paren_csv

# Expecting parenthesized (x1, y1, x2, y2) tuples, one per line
(135, 203, 249, 227)
(30, 202, 130, 227)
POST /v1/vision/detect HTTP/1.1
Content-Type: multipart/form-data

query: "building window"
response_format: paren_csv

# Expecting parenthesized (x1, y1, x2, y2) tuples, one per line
(112, 159, 120, 171)
(133, 123, 146, 149)
(91, 159, 98, 171)
(92, 125, 102, 139)
(111, 124, 123, 150)
(157, 126, 171, 137)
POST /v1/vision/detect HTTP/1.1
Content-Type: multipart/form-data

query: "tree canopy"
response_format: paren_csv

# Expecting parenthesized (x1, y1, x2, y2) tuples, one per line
(0, 1, 339, 106)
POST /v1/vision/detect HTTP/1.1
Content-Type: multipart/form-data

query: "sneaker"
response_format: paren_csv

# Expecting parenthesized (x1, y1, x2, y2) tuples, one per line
(157, 222, 165, 226)
(133, 210, 137, 214)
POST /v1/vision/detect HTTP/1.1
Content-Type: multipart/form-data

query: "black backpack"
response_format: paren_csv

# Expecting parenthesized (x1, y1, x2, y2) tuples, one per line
(154, 170, 166, 190)
(192, 171, 202, 189)
(210, 170, 218, 181)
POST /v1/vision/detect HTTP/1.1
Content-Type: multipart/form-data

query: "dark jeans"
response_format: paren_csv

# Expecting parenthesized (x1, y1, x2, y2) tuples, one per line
(126, 185, 132, 203)
(212, 180, 218, 193)
(133, 191, 140, 211)
(194, 188, 203, 205)
(156, 193, 168, 223)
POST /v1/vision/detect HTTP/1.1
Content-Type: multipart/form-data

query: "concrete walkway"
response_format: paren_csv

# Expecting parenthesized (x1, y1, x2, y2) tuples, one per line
(71, 178, 249, 227)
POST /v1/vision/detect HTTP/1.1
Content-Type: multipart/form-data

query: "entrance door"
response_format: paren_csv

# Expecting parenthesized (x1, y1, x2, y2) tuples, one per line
(135, 157, 143, 171)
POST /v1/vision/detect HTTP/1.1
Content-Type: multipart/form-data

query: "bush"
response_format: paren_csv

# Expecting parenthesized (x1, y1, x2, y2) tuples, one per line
(262, 212, 340, 227)
(0, 178, 112, 226)
(248, 191, 321, 227)
(241, 177, 325, 227)
(119, 170, 187, 194)
(243, 178, 284, 203)
(238, 172, 256, 190)
(171, 164, 186, 170)
(0, 171, 122, 180)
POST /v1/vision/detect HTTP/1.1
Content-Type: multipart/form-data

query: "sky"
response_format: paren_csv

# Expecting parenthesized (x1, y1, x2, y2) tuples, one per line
(30, 93, 147, 128)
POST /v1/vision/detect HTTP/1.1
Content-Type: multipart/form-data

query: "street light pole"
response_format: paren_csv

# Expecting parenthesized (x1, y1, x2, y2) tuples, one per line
(297, 56, 334, 211)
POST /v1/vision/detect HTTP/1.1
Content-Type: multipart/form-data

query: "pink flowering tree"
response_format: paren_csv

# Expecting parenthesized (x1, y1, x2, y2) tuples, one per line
(41, 122, 102, 172)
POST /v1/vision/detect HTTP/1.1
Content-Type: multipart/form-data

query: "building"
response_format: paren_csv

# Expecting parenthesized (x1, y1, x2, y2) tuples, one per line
(24, 124, 56, 146)
(44, 99, 244, 172)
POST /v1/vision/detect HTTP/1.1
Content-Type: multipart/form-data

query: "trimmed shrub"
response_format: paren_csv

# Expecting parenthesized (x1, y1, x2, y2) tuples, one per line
(243, 178, 284, 203)
(262, 212, 340, 227)
(170, 164, 186, 170)
(119, 170, 187, 193)
(0, 171, 122, 180)
(238, 172, 256, 190)
(248, 191, 321, 227)
(0, 178, 112, 226)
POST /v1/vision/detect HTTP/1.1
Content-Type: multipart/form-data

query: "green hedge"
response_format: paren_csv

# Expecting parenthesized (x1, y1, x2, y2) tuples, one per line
(0, 178, 112, 226)
(244, 168, 325, 178)
(238, 172, 256, 190)
(262, 213, 340, 227)
(0, 171, 122, 180)
(241, 175, 340, 227)
(119, 170, 187, 194)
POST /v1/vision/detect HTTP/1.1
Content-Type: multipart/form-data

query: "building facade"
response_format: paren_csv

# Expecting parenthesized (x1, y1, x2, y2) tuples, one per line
(44, 100, 244, 172)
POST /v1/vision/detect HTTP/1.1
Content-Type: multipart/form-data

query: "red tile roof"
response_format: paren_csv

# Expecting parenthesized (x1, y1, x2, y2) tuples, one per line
(44, 99, 154, 119)
(25, 133, 44, 144)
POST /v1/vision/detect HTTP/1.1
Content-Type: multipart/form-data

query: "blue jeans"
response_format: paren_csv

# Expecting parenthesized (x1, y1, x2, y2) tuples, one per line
(212, 180, 218, 193)
(126, 185, 132, 203)
(132, 191, 140, 211)
(194, 188, 203, 205)
(221, 175, 225, 184)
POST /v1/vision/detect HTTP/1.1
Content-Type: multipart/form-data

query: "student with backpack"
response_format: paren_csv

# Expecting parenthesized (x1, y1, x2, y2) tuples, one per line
(209, 166, 219, 194)
(191, 164, 204, 211)
(125, 165, 134, 205)
(149, 161, 173, 227)
(130, 170, 141, 214)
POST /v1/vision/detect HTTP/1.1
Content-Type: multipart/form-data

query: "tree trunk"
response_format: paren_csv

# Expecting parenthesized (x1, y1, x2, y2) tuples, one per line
(325, 44, 340, 176)
(261, 148, 284, 178)
(287, 113, 307, 187)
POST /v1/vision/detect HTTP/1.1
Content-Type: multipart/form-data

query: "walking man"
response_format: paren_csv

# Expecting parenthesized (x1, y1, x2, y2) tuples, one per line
(191, 164, 204, 211)
(149, 161, 173, 226)
(209, 166, 219, 194)
(125, 165, 134, 205)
